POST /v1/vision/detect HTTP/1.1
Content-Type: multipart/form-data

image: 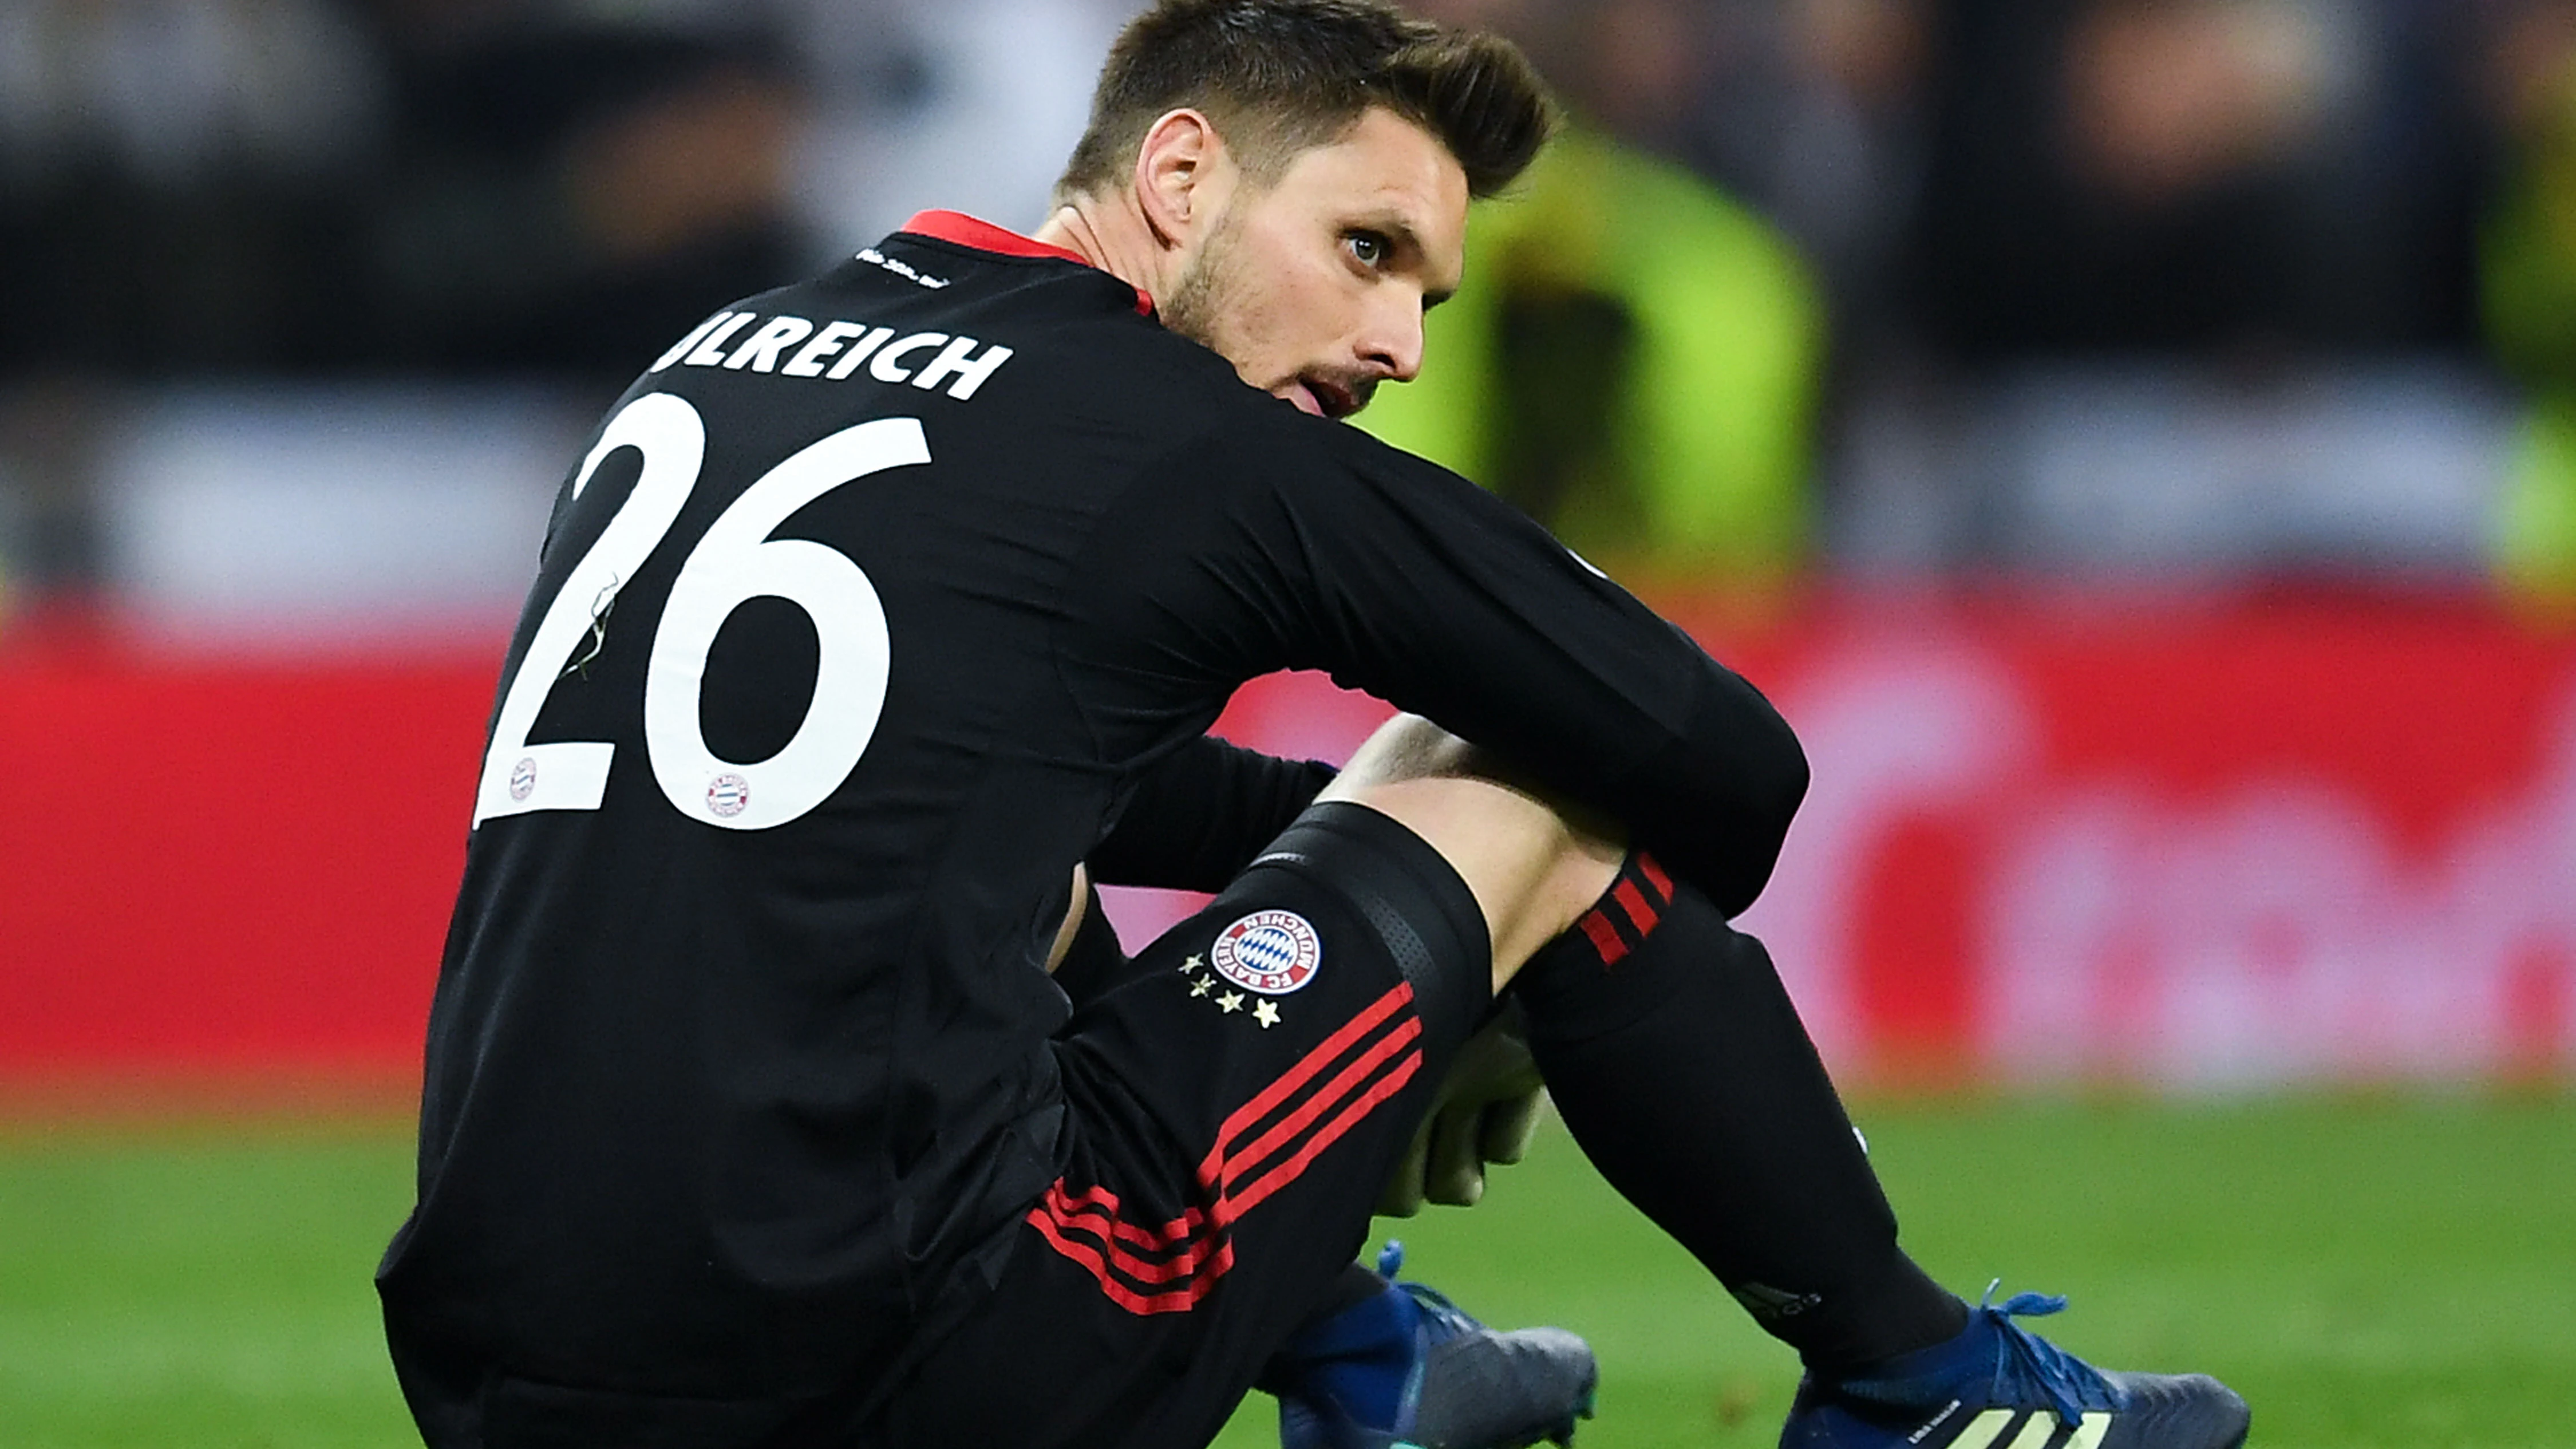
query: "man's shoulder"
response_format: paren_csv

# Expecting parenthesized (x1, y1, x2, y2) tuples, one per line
(1229, 403, 1495, 507)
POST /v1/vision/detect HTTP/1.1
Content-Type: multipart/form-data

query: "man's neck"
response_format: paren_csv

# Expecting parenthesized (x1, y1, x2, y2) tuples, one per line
(1033, 195, 1171, 304)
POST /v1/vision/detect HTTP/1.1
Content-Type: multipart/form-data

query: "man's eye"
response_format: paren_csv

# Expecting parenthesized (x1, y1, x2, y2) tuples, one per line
(1345, 232, 1387, 267)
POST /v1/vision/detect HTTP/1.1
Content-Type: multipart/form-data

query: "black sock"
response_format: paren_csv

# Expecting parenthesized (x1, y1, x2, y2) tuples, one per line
(1510, 854, 1967, 1373)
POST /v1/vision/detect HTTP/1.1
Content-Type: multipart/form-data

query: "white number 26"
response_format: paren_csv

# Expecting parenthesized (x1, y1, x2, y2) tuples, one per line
(472, 393, 927, 831)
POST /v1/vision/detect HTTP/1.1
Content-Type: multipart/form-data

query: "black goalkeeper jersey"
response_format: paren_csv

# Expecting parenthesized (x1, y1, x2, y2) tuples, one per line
(378, 211, 1809, 1398)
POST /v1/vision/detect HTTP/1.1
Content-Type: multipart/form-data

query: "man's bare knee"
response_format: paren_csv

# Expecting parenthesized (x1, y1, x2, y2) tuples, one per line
(1321, 716, 1623, 991)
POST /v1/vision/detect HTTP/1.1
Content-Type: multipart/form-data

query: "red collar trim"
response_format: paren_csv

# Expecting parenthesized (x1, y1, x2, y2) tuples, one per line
(900, 210, 1091, 266)
(897, 210, 1154, 316)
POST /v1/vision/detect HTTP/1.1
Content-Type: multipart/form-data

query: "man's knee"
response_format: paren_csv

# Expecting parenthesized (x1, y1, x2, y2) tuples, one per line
(1318, 716, 1623, 990)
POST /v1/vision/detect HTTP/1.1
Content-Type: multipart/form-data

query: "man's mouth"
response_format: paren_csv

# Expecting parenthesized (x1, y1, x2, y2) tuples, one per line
(1277, 379, 1327, 417)
(1276, 375, 1365, 420)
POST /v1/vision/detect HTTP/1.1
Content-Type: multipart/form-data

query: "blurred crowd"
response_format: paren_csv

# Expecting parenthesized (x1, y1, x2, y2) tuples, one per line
(6, 0, 2576, 608)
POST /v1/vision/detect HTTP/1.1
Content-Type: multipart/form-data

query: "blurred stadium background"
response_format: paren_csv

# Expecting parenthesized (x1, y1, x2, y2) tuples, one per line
(2, 0, 2573, 1444)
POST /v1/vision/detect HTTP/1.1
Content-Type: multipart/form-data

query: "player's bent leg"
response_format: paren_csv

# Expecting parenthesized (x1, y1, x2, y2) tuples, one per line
(1328, 720, 1974, 1383)
(1327, 721, 1959, 1368)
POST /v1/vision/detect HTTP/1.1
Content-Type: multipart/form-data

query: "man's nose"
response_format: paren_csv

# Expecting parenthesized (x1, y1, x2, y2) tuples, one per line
(1359, 289, 1427, 383)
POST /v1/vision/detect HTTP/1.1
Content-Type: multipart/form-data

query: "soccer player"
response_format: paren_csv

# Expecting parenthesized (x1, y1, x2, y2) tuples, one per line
(377, 3, 2251, 1448)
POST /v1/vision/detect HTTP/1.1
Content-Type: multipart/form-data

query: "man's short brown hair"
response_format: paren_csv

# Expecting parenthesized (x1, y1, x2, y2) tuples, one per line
(1055, 0, 1555, 204)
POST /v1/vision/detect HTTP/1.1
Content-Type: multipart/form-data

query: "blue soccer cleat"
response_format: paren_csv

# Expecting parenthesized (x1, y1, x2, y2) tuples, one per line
(1269, 1242, 1598, 1449)
(1778, 1284, 2249, 1449)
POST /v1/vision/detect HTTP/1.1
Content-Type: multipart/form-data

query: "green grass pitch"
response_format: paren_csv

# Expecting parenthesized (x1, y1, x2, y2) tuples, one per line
(1, 1095, 2569, 1448)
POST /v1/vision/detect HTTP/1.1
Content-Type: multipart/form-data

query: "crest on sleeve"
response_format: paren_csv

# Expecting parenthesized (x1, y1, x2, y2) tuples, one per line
(1208, 909, 1322, 996)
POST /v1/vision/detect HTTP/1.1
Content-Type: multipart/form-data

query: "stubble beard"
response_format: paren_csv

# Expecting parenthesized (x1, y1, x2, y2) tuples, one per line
(1157, 209, 1245, 361)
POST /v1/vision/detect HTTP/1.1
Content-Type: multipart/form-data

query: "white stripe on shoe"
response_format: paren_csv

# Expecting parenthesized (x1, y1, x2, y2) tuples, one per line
(1943, 1408, 2116, 1449)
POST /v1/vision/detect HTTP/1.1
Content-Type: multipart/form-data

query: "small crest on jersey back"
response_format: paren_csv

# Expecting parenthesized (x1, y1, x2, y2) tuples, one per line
(508, 757, 538, 802)
(706, 772, 751, 819)
(1209, 909, 1322, 996)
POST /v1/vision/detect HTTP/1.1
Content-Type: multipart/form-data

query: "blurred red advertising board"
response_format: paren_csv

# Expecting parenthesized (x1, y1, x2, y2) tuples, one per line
(1754, 594, 2575, 1087)
(0, 630, 495, 1093)
(3, 590, 2571, 1091)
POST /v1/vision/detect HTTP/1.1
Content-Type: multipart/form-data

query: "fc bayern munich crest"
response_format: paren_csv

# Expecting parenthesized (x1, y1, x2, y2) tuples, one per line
(1209, 909, 1322, 996)
(705, 772, 751, 818)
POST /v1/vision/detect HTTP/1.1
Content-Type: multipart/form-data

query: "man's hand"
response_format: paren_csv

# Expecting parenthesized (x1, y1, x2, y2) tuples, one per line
(1376, 1000, 1546, 1216)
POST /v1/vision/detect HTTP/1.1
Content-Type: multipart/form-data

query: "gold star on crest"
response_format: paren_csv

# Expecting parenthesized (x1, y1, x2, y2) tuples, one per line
(1253, 999, 1281, 1029)
(1218, 990, 1246, 1013)
(1179, 953, 1204, 973)
(1188, 974, 1214, 998)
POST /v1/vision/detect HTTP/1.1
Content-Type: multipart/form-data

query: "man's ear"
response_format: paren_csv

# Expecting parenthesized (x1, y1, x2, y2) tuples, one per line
(1132, 108, 1228, 250)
